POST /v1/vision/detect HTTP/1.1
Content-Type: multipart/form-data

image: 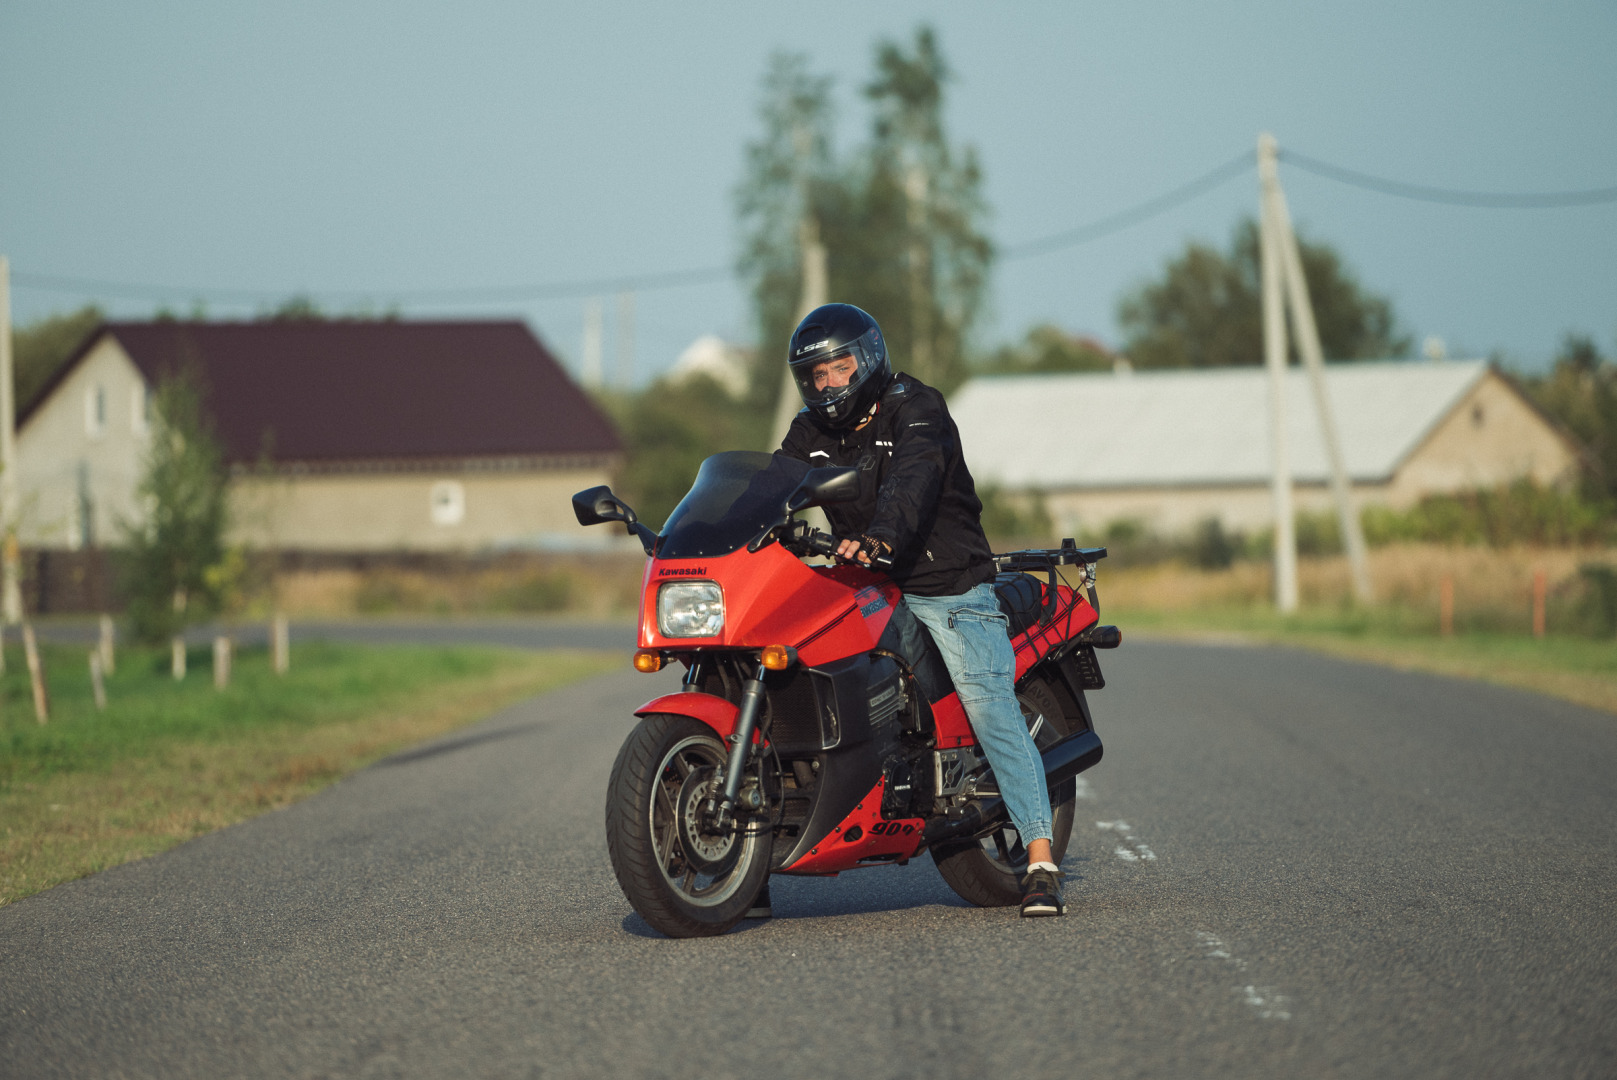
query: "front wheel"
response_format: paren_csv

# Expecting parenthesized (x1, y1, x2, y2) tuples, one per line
(605, 713, 773, 938)
(931, 679, 1077, 907)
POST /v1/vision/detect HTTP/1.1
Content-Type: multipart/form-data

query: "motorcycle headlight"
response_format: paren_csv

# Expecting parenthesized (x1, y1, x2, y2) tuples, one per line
(657, 581, 724, 638)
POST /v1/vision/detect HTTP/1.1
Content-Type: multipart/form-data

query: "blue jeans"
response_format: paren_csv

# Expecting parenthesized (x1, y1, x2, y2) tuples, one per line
(903, 582, 1053, 844)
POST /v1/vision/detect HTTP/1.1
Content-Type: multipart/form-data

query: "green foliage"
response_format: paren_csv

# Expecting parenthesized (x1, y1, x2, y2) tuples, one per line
(977, 484, 1052, 545)
(259, 295, 327, 321)
(1572, 563, 1617, 637)
(977, 325, 1115, 375)
(599, 374, 770, 530)
(121, 375, 233, 642)
(736, 27, 992, 409)
(1520, 335, 1617, 500)
(1359, 479, 1613, 548)
(1117, 217, 1409, 368)
(12, 306, 104, 418)
(1189, 517, 1239, 570)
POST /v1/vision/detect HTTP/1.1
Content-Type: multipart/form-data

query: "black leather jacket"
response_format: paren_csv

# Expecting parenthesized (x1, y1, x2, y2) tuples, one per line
(777, 372, 994, 597)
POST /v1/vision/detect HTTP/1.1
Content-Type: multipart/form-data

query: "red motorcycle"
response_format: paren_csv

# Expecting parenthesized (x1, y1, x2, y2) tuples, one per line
(574, 451, 1120, 938)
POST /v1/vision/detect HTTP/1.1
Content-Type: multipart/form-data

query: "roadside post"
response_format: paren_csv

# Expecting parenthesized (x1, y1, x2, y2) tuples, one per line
(89, 651, 107, 710)
(23, 621, 48, 722)
(1532, 570, 1547, 638)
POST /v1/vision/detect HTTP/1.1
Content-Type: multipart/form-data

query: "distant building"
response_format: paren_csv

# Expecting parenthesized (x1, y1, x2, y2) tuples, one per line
(16, 320, 623, 552)
(949, 360, 1579, 537)
(667, 335, 753, 398)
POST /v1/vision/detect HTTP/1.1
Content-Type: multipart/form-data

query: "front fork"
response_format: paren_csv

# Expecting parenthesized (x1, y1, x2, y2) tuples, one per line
(707, 662, 769, 829)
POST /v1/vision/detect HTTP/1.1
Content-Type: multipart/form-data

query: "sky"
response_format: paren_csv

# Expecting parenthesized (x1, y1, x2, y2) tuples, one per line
(2, 1, 1613, 382)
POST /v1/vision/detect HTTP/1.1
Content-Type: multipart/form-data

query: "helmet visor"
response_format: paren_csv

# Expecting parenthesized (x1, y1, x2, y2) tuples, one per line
(790, 327, 882, 414)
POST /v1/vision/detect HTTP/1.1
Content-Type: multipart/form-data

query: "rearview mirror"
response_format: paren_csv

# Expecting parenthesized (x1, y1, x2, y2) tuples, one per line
(786, 467, 860, 513)
(573, 485, 638, 528)
(572, 485, 658, 556)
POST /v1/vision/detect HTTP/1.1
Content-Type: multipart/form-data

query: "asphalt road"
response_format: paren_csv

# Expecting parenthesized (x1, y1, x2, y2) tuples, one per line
(3, 641, 1615, 1079)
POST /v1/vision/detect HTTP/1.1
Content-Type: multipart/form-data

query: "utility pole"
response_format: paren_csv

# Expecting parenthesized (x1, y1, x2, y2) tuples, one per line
(615, 291, 635, 390)
(1257, 136, 1299, 613)
(1259, 133, 1374, 605)
(581, 297, 604, 389)
(0, 256, 20, 626)
(770, 216, 828, 448)
(904, 162, 933, 387)
(770, 121, 830, 450)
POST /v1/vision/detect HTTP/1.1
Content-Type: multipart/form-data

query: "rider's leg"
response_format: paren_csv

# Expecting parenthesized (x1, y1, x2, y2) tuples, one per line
(903, 584, 1053, 854)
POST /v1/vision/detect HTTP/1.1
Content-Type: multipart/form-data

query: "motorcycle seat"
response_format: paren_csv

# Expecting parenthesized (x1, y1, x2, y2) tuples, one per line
(994, 572, 1048, 639)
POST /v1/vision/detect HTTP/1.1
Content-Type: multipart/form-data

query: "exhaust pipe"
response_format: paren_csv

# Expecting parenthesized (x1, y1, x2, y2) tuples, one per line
(922, 729, 1104, 847)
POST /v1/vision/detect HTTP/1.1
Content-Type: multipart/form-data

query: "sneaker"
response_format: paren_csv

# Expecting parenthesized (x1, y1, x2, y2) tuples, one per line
(745, 881, 772, 919)
(1020, 864, 1065, 918)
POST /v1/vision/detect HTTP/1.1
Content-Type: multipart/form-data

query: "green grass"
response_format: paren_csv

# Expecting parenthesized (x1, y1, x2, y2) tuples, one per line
(0, 640, 620, 905)
(1127, 606, 1617, 714)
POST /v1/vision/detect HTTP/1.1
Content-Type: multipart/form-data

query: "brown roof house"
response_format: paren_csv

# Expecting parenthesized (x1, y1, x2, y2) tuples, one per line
(15, 320, 623, 552)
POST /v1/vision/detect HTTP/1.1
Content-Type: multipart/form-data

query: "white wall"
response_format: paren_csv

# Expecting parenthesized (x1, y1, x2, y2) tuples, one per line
(13, 334, 151, 548)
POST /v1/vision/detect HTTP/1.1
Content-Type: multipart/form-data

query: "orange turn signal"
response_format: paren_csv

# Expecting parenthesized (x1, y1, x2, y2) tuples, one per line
(760, 644, 797, 671)
(633, 650, 666, 673)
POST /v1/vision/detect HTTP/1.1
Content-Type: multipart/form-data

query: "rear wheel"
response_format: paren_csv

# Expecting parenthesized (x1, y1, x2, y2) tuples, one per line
(605, 714, 773, 938)
(931, 679, 1077, 907)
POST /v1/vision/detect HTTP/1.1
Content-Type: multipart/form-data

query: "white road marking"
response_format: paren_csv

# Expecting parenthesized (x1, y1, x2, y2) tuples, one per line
(1095, 819, 1157, 861)
(1196, 932, 1291, 1020)
(1072, 776, 1095, 801)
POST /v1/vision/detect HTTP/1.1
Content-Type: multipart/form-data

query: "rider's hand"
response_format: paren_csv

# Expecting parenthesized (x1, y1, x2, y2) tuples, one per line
(837, 534, 890, 566)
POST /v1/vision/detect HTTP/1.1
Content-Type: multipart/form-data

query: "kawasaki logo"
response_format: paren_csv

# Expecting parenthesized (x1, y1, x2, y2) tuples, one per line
(659, 567, 708, 577)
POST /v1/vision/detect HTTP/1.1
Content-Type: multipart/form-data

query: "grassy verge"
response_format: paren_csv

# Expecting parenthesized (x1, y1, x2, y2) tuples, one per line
(0, 640, 620, 906)
(1125, 606, 1617, 715)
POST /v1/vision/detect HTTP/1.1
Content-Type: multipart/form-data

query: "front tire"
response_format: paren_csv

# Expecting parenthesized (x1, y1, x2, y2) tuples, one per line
(931, 679, 1077, 907)
(605, 714, 773, 938)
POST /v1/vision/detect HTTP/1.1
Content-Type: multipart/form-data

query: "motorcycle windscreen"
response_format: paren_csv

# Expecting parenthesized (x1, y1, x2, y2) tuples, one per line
(658, 450, 811, 559)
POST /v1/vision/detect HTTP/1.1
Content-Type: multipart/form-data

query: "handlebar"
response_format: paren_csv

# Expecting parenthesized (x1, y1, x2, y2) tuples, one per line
(795, 527, 894, 568)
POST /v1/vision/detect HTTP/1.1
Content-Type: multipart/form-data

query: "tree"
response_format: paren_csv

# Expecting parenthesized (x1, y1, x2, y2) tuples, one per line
(734, 53, 836, 418)
(735, 27, 992, 408)
(1117, 218, 1409, 368)
(1524, 334, 1617, 500)
(977, 324, 1115, 376)
(121, 373, 232, 644)
(12, 306, 104, 418)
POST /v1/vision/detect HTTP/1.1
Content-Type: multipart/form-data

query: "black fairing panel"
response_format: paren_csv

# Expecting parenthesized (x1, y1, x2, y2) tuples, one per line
(768, 654, 908, 868)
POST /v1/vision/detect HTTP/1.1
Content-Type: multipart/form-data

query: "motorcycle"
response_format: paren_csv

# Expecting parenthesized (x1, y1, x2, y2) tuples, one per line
(573, 450, 1121, 938)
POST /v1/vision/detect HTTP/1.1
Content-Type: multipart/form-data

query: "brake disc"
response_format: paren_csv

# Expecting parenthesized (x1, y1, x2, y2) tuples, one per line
(674, 766, 741, 876)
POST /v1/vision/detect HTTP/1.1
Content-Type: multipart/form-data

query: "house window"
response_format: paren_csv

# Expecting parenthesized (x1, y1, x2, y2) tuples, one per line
(430, 481, 465, 526)
(1471, 403, 1485, 428)
(85, 385, 107, 438)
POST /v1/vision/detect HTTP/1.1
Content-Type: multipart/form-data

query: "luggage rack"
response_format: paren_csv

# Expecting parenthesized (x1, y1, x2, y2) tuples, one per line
(991, 538, 1107, 574)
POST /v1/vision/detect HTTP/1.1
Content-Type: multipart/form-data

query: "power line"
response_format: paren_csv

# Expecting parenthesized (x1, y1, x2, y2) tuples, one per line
(14, 145, 1616, 309)
(14, 155, 1259, 304)
(1278, 149, 1617, 208)
(1001, 150, 1255, 259)
(11, 264, 732, 306)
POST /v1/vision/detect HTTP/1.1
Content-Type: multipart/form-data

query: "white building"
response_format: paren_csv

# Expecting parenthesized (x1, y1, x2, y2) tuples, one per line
(949, 360, 1580, 537)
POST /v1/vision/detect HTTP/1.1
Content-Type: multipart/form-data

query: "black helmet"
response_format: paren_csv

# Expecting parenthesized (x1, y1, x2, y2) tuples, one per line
(787, 303, 891, 429)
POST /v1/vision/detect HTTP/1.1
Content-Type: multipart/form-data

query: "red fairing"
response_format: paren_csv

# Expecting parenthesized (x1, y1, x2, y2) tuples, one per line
(640, 544, 890, 666)
(781, 775, 926, 874)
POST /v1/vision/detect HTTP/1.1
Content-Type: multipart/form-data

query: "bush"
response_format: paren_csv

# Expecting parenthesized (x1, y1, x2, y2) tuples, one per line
(1361, 479, 1613, 547)
(1189, 517, 1238, 570)
(1573, 563, 1617, 637)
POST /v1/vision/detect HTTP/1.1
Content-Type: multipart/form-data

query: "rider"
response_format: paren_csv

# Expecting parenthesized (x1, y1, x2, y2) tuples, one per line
(775, 303, 1064, 918)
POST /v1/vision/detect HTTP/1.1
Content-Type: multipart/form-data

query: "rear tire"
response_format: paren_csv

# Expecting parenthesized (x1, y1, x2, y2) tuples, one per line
(605, 714, 773, 938)
(931, 679, 1077, 907)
